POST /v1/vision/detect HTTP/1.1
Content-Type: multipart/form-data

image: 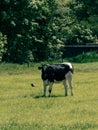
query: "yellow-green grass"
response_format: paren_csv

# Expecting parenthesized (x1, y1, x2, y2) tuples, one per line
(0, 62, 98, 130)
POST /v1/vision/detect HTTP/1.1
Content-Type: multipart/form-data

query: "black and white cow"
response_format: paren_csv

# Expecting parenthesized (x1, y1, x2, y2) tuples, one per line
(38, 62, 74, 97)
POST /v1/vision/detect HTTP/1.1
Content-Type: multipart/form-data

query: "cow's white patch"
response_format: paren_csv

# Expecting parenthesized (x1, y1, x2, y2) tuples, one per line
(43, 80, 49, 86)
(63, 62, 72, 69)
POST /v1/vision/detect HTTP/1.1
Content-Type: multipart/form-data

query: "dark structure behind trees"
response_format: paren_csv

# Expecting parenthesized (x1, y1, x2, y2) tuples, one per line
(64, 44, 98, 58)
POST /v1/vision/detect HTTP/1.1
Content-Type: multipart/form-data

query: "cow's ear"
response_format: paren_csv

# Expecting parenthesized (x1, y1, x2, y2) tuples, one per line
(38, 66, 42, 70)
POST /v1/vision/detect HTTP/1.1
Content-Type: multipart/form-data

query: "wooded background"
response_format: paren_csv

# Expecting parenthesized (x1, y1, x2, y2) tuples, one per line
(0, 0, 98, 63)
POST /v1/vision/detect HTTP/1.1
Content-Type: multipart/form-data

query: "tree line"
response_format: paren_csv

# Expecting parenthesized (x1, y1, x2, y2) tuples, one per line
(0, 0, 98, 63)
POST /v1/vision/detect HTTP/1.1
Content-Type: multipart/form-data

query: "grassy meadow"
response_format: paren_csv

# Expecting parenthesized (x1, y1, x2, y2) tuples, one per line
(0, 62, 98, 130)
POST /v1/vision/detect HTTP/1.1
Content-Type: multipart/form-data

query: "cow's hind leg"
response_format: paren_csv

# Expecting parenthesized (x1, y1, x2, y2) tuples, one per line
(63, 79, 68, 96)
(67, 71, 74, 96)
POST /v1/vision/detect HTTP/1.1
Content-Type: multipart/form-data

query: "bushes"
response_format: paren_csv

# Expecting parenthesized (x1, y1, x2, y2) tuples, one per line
(70, 51, 98, 63)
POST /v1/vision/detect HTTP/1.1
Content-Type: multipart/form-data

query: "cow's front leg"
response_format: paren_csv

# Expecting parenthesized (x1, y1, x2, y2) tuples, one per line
(48, 82, 53, 97)
(43, 80, 48, 96)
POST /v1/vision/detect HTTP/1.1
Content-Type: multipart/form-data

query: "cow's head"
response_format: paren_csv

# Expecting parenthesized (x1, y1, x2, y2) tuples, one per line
(38, 65, 49, 80)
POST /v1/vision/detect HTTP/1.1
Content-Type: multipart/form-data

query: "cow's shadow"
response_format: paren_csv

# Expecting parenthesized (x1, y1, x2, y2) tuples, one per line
(34, 95, 64, 99)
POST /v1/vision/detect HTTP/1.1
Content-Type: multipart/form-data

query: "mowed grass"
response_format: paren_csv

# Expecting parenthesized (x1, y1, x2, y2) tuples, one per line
(0, 62, 98, 130)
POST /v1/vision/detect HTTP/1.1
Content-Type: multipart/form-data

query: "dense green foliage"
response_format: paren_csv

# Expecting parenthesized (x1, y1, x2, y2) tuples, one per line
(0, 32, 7, 61)
(0, 0, 60, 63)
(0, 0, 98, 63)
(67, 0, 98, 42)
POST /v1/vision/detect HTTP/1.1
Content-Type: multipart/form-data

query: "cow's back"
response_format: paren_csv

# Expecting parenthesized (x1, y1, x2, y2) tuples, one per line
(55, 64, 71, 81)
(46, 64, 71, 82)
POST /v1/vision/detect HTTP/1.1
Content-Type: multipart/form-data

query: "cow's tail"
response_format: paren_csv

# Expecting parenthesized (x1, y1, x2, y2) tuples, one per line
(70, 68, 73, 74)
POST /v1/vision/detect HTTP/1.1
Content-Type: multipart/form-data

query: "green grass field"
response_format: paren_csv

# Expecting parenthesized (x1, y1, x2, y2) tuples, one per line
(0, 62, 98, 130)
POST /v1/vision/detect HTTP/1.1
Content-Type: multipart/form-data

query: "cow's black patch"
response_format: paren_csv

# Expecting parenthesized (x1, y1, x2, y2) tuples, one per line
(40, 63, 72, 82)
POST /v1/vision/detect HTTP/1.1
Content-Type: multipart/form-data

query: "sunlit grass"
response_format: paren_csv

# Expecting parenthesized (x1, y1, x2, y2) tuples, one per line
(0, 62, 98, 129)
